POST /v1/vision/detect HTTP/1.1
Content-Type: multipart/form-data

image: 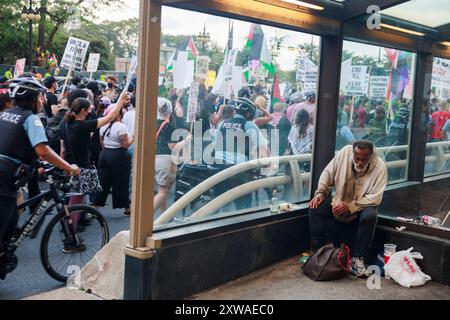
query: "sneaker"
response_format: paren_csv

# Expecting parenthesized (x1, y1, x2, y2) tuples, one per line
(350, 257, 369, 277)
(123, 209, 131, 217)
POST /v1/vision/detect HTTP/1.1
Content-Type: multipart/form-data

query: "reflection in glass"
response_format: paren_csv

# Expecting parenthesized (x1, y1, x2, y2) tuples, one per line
(336, 41, 416, 184)
(154, 7, 321, 228)
(425, 57, 450, 177)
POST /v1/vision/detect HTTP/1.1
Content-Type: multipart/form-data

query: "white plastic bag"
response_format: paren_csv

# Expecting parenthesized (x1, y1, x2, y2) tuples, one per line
(384, 247, 431, 288)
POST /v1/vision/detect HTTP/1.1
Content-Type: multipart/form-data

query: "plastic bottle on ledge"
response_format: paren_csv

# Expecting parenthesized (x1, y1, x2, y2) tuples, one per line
(421, 215, 441, 226)
(270, 188, 279, 214)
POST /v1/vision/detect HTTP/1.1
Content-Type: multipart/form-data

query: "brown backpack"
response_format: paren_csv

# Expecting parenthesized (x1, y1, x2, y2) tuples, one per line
(302, 243, 351, 281)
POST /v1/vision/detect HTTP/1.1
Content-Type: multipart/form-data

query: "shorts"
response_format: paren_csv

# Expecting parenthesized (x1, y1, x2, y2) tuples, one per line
(155, 155, 177, 187)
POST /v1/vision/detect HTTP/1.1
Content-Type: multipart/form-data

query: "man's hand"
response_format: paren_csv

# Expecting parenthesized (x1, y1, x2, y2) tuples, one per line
(309, 194, 324, 209)
(332, 202, 350, 216)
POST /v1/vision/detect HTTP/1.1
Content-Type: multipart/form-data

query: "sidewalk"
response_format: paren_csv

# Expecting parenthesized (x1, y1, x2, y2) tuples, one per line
(25, 256, 450, 300)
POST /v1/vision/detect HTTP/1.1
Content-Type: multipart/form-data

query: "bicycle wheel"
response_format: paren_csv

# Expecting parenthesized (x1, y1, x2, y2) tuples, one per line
(40, 205, 110, 283)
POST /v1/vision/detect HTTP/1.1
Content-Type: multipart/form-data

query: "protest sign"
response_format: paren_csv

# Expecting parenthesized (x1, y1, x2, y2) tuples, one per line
(86, 53, 101, 73)
(369, 76, 389, 99)
(341, 65, 369, 96)
(14, 58, 26, 79)
(196, 56, 210, 79)
(187, 82, 200, 123)
(60, 37, 90, 71)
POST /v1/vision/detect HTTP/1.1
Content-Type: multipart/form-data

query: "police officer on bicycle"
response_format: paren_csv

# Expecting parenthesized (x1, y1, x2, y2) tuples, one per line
(0, 77, 80, 280)
(212, 98, 269, 210)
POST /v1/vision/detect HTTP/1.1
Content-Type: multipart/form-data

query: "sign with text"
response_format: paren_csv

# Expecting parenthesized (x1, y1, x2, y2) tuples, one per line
(225, 49, 239, 82)
(196, 56, 210, 80)
(86, 53, 101, 72)
(187, 82, 200, 123)
(60, 37, 90, 71)
(369, 76, 389, 99)
(341, 65, 370, 96)
(296, 56, 318, 84)
(14, 58, 26, 79)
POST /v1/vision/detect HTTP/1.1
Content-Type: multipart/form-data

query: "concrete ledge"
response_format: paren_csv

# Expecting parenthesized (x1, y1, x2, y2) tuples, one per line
(24, 288, 101, 301)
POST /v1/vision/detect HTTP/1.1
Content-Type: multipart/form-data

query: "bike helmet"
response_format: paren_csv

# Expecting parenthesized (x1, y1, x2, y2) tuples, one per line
(9, 77, 46, 100)
(304, 91, 316, 102)
(235, 97, 256, 118)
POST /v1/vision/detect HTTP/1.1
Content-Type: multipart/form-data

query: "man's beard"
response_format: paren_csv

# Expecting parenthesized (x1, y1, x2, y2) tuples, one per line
(353, 160, 369, 174)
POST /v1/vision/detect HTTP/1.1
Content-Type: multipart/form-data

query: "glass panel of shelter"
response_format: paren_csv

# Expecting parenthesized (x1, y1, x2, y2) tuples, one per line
(153, 6, 321, 228)
(336, 40, 416, 184)
(424, 57, 450, 177)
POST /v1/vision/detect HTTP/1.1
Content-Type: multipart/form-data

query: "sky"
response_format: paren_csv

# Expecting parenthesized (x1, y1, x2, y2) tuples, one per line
(99, 1, 388, 70)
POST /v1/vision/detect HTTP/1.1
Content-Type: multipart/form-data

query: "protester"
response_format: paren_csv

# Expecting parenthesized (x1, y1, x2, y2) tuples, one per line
(43, 76, 59, 118)
(154, 97, 191, 216)
(94, 104, 134, 216)
(287, 91, 315, 124)
(309, 140, 388, 277)
(60, 92, 131, 211)
(268, 102, 291, 156)
(104, 75, 119, 102)
(288, 110, 314, 156)
(431, 101, 450, 141)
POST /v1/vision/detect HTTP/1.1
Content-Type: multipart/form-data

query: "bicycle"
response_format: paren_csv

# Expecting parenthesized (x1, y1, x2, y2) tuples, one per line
(1, 164, 109, 283)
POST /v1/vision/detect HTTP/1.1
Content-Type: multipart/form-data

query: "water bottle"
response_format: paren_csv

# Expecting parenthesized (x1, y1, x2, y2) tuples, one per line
(421, 215, 441, 226)
(270, 189, 279, 214)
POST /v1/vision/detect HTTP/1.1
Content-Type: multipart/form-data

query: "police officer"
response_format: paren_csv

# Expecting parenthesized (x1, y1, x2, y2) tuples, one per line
(0, 77, 80, 280)
(212, 98, 269, 210)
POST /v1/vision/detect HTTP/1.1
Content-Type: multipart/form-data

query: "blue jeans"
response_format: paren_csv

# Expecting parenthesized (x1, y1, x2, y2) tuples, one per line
(309, 197, 378, 258)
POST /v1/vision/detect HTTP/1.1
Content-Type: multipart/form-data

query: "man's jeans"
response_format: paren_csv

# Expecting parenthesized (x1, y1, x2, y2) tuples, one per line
(309, 197, 378, 259)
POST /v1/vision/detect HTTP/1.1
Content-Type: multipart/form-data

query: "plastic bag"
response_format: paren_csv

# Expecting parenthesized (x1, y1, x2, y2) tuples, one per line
(384, 247, 431, 288)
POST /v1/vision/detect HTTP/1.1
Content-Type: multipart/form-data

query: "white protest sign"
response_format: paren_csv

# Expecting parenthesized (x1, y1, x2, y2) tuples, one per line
(432, 58, 450, 90)
(60, 37, 90, 71)
(187, 82, 200, 123)
(86, 53, 101, 72)
(225, 49, 239, 82)
(369, 76, 389, 99)
(296, 56, 318, 84)
(342, 65, 369, 96)
(196, 56, 210, 79)
(14, 58, 26, 79)
(173, 52, 194, 89)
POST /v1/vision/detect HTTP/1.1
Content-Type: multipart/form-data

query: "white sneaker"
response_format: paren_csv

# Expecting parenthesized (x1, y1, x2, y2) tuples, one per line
(350, 257, 369, 277)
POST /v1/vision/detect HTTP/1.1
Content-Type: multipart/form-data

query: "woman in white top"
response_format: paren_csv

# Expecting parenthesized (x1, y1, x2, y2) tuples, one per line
(93, 105, 134, 216)
(288, 110, 314, 172)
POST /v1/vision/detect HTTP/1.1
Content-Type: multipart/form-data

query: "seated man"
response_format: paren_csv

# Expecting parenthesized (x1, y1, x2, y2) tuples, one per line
(309, 140, 388, 277)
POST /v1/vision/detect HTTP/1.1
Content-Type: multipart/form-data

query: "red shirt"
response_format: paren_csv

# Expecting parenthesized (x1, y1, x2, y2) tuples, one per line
(431, 111, 450, 140)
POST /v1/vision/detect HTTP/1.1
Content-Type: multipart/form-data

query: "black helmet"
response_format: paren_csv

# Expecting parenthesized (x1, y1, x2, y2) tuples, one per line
(235, 97, 256, 118)
(9, 77, 46, 100)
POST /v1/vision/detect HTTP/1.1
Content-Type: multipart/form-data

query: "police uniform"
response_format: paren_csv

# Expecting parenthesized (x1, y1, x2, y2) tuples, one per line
(0, 107, 48, 247)
(213, 111, 268, 211)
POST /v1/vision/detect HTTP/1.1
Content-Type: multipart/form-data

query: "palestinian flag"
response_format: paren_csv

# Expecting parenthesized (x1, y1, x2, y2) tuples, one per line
(245, 24, 275, 75)
(271, 72, 284, 108)
(166, 37, 198, 72)
(186, 37, 198, 61)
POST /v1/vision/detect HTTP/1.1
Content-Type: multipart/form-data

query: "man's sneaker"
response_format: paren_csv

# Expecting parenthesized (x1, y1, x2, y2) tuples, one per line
(350, 257, 369, 277)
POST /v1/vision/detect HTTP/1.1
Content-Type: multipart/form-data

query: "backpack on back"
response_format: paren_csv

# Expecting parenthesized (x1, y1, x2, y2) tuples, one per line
(46, 109, 67, 150)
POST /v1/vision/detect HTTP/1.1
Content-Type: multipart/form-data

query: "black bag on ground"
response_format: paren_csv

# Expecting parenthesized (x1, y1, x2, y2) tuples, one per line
(302, 243, 350, 281)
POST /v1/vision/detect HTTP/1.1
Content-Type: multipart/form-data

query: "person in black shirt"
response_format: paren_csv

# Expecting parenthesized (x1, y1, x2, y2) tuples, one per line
(154, 97, 191, 216)
(61, 92, 131, 210)
(43, 76, 59, 118)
